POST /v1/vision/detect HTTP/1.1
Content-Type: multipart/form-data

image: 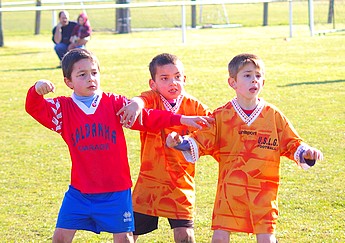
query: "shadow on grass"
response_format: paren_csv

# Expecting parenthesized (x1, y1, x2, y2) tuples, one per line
(278, 79, 345, 87)
(0, 67, 60, 72)
(0, 51, 50, 57)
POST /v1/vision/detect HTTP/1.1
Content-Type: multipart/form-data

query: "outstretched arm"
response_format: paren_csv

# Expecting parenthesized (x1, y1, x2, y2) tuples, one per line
(116, 97, 145, 128)
(117, 97, 214, 130)
(180, 115, 214, 130)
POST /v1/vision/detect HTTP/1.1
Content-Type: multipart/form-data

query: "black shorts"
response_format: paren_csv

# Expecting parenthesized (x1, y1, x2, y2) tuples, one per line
(133, 211, 194, 235)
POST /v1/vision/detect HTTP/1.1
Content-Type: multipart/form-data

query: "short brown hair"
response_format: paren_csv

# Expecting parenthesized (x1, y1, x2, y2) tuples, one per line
(61, 49, 100, 79)
(228, 53, 265, 78)
(149, 53, 182, 80)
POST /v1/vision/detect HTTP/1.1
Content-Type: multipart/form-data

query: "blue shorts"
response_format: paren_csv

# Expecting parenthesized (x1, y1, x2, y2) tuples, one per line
(56, 185, 134, 234)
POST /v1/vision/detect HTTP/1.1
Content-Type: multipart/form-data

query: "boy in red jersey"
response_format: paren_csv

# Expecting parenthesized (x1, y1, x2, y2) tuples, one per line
(166, 53, 323, 243)
(119, 53, 212, 242)
(25, 49, 212, 242)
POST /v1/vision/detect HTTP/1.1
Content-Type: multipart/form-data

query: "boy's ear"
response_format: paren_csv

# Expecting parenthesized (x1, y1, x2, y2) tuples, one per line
(149, 79, 157, 91)
(64, 77, 74, 89)
(228, 77, 236, 89)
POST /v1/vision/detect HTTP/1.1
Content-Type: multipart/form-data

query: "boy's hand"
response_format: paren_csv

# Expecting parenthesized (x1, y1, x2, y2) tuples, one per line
(166, 131, 182, 148)
(303, 148, 324, 161)
(117, 99, 143, 128)
(180, 115, 214, 130)
(35, 79, 55, 95)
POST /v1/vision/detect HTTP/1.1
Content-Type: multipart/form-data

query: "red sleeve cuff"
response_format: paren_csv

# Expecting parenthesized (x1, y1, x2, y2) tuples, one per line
(171, 114, 182, 126)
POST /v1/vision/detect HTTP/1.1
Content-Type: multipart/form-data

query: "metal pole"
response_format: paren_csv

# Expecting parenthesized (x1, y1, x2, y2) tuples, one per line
(308, 0, 314, 36)
(52, 10, 56, 28)
(182, 4, 186, 44)
(289, 0, 293, 38)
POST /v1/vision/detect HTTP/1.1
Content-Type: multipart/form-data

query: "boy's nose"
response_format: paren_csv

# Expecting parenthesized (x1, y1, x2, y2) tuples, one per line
(252, 77, 258, 83)
(170, 79, 178, 85)
(88, 74, 96, 82)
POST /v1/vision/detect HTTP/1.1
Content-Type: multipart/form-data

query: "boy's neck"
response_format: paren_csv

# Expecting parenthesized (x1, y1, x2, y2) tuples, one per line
(237, 97, 260, 111)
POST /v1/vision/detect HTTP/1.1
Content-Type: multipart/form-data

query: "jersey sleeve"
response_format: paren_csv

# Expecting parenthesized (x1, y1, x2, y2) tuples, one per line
(25, 85, 63, 134)
(138, 90, 160, 109)
(111, 93, 182, 132)
(181, 118, 219, 163)
(131, 108, 182, 132)
(275, 109, 303, 159)
(274, 107, 313, 169)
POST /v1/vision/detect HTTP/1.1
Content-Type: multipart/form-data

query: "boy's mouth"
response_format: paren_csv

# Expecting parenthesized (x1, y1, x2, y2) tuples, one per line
(169, 88, 178, 94)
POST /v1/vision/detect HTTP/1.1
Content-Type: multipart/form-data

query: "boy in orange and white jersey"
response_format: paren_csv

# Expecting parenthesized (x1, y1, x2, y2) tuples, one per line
(166, 53, 323, 243)
(120, 53, 212, 242)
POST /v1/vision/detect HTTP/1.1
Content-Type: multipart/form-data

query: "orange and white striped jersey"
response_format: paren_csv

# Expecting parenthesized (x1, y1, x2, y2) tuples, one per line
(185, 98, 308, 233)
(132, 90, 211, 219)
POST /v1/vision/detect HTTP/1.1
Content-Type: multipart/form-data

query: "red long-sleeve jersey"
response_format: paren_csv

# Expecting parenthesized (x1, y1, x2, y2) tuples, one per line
(25, 86, 181, 193)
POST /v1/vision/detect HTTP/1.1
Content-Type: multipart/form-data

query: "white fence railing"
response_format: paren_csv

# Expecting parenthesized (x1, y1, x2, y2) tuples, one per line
(0, 0, 293, 43)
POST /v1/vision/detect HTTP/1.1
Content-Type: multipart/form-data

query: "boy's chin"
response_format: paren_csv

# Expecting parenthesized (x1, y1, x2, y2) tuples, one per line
(165, 95, 180, 101)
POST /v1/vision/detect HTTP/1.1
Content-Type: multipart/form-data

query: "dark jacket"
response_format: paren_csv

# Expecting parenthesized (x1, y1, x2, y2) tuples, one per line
(52, 21, 77, 45)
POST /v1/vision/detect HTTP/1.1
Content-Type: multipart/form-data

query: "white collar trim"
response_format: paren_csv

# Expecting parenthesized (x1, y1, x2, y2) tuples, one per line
(160, 94, 184, 113)
(71, 90, 102, 115)
(231, 98, 265, 126)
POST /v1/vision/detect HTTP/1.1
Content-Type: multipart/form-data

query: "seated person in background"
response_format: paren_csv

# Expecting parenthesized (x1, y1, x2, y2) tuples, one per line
(52, 10, 77, 65)
(68, 12, 92, 51)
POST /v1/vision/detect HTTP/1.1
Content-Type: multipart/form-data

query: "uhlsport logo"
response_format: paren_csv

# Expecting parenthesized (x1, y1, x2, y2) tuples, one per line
(123, 211, 132, 223)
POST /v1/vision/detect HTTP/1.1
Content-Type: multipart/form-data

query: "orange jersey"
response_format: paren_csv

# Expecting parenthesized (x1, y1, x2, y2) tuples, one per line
(186, 98, 308, 233)
(132, 90, 211, 219)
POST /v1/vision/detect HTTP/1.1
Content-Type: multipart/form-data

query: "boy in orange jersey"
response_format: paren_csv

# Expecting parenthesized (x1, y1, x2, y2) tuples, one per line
(119, 53, 212, 242)
(166, 53, 323, 243)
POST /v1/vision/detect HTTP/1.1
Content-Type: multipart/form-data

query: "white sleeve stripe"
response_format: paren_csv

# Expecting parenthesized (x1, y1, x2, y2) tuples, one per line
(294, 143, 312, 170)
(181, 137, 199, 163)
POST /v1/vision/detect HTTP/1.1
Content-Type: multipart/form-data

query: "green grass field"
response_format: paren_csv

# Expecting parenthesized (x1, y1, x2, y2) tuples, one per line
(0, 3, 345, 242)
